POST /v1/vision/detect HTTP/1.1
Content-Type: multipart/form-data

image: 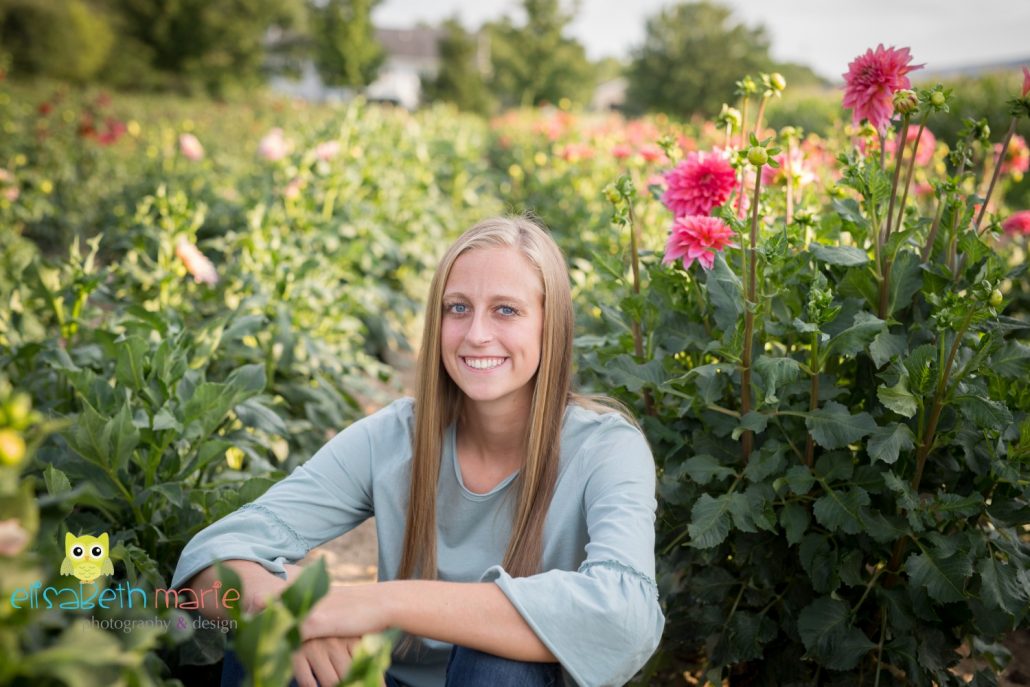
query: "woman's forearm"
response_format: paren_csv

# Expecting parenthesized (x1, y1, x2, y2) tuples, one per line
(304, 581, 556, 663)
(183, 560, 291, 619)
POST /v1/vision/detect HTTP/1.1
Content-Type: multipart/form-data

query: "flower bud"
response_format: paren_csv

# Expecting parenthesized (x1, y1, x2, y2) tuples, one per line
(717, 104, 742, 131)
(893, 89, 918, 115)
(747, 146, 769, 166)
(990, 289, 1004, 308)
(930, 90, 947, 108)
(0, 429, 25, 466)
(604, 186, 621, 205)
(769, 73, 786, 92)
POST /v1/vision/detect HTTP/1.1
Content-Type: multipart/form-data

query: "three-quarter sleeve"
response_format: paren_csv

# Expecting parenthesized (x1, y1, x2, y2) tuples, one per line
(480, 418, 665, 687)
(170, 417, 376, 589)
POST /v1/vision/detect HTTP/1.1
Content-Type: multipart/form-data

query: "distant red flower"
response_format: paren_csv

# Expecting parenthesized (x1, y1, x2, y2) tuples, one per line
(662, 215, 736, 270)
(639, 144, 668, 164)
(997, 134, 1029, 180)
(1002, 210, 1030, 235)
(612, 143, 632, 160)
(662, 151, 738, 217)
(560, 142, 594, 162)
(842, 44, 923, 133)
(38, 102, 53, 116)
(96, 118, 127, 146)
(1023, 66, 1030, 97)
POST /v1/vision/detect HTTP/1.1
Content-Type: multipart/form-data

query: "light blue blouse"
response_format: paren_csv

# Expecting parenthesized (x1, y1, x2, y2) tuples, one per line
(172, 397, 665, 687)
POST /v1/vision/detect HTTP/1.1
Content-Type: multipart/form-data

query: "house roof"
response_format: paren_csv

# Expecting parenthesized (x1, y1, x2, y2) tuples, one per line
(375, 27, 446, 60)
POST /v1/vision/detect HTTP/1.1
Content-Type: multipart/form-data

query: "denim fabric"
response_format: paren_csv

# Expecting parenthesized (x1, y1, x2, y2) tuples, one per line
(221, 647, 559, 687)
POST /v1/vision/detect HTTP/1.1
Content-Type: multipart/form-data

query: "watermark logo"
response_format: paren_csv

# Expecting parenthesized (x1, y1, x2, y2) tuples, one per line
(60, 532, 114, 583)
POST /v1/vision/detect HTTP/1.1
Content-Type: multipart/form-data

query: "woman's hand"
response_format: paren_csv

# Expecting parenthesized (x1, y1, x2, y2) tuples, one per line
(301, 584, 389, 641)
(291, 636, 360, 687)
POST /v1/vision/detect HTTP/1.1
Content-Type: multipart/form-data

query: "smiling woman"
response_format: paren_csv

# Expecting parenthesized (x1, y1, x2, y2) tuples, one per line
(172, 215, 664, 687)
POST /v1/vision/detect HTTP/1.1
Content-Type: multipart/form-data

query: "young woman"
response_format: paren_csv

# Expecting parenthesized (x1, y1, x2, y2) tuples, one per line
(172, 216, 664, 687)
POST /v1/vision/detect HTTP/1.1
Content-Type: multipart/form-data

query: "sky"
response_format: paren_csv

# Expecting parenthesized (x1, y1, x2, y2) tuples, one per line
(373, 0, 1030, 81)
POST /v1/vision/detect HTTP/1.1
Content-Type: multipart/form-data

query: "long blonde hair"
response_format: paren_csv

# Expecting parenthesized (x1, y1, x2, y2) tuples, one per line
(398, 215, 633, 582)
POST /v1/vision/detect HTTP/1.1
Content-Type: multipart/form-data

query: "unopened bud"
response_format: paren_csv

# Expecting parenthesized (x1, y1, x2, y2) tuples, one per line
(769, 73, 786, 92)
(893, 89, 918, 115)
(604, 186, 621, 205)
(0, 429, 26, 466)
(990, 289, 1003, 308)
(929, 90, 946, 108)
(747, 146, 769, 166)
(718, 104, 742, 130)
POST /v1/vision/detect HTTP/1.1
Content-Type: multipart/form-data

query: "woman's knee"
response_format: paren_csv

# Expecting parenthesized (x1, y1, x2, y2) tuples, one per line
(445, 645, 562, 687)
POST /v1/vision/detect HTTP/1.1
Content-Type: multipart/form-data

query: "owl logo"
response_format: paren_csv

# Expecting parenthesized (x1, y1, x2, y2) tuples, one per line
(60, 532, 114, 583)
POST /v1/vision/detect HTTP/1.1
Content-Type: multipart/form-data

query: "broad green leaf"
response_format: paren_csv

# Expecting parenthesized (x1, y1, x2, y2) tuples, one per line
(687, 363, 734, 404)
(114, 335, 149, 391)
(877, 373, 918, 418)
(109, 402, 140, 474)
(711, 611, 778, 665)
(869, 331, 907, 368)
(814, 452, 854, 482)
(955, 395, 1013, 430)
(887, 250, 923, 315)
(682, 454, 736, 485)
(64, 401, 110, 468)
(810, 242, 869, 266)
(732, 411, 768, 440)
(688, 493, 734, 549)
(800, 534, 840, 593)
(784, 465, 815, 495)
(904, 344, 937, 396)
(744, 442, 786, 482)
(43, 464, 71, 496)
(706, 253, 744, 331)
(780, 502, 810, 545)
(906, 548, 973, 603)
(280, 558, 330, 618)
(813, 486, 870, 534)
(867, 423, 916, 464)
(798, 597, 875, 670)
(978, 555, 1026, 615)
(805, 401, 877, 449)
(824, 312, 885, 359)
(989, 341, 1030, 377)
(754, 355, 801, 403)
(831, 198, 868, 228)
(606, 355, 666, 393)
(19, 620, 152, 687)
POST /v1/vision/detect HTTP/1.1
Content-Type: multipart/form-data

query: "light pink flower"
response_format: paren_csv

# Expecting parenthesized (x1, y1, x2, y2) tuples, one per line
(560, 143, 594, 162)
(761, 149, 816, 188)
(842, 45, 923, 133)
(284, 178, 304, 200)
(0, 518, 29, 557)
(178, 133, 204, 161)
(883, 125, 937, 166)
(662, 215, 736, 270)
(175, 238, 218, 285)
(998, 134, 1029, 179)
(314, 140, 340, 162)
(1002, 210, 1030, 235)
(662, 151, 738, 217)
(639, 144, 668, 164)
(258, 128, 290, 161)
(1023, 66, 1030, 98)
(612, 143, 632, 160)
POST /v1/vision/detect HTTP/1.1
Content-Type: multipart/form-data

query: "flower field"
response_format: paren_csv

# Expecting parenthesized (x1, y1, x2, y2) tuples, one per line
(1, 53, 1029, 686)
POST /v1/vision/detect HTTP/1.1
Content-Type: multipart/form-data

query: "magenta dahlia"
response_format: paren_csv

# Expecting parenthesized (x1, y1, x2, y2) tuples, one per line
(842, 45, 923, 133)
(662, 152, 737, 218)
(662, 215, 736, 270)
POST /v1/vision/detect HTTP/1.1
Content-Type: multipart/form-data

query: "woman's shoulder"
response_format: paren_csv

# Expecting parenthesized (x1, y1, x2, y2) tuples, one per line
(353, 396, 416, 442)
(563, 401, 651, 460)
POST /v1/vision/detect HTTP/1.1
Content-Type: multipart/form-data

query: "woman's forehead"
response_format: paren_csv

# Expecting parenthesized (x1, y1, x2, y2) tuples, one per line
(445, 246, 543, 295)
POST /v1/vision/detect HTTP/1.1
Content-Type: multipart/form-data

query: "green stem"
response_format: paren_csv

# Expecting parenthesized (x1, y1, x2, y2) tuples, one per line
(895, 113, 930, 233)
(975, 116, 1018, 235)
(883, 113, 911, 245)
(920, 194, 947, 261)
(873, 608, 888, 687)
(741, 167, 764, 462)
(804, 330, 820, 467)
(626, 200, 655, 416)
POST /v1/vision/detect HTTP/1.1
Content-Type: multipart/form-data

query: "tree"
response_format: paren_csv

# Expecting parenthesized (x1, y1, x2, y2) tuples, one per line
(486, 0, 595, 108)
(421, 18, 492, 114)
(626, 1, 773, 117)
(0, 0, 114, 83)
(310, 0, 383, 89)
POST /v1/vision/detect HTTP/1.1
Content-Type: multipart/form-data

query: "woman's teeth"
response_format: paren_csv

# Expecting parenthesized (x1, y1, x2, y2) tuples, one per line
(464, 357, 506, 370)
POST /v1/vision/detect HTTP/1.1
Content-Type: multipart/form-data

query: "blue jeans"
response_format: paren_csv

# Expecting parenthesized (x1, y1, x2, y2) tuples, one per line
(222, 645, 562, 687)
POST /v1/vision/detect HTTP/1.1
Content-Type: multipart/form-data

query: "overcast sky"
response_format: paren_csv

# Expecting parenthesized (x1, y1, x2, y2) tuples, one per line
(373, 0, 1030, 81)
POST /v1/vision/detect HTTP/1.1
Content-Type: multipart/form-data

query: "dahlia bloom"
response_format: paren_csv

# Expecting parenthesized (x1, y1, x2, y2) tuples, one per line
(761, 149, 815, 188)
(1023, 66, 1030, 97)
(258, 128, 290, 161)
(1002, 210, 1030, 236)
(662, 215, 736, 270)
(662, 151, 737, 217)
(842, 45, 923, 133)
(884, 125, 937, 166)
(560, 142, 594, 162)
(175, 239, 218, 285)
(998, 134, 1029, 181)
(314, 140, 340, 162)
(612, 143, 632, 160)
(638, 144, 668, 164)
(179, 133, 204, 161)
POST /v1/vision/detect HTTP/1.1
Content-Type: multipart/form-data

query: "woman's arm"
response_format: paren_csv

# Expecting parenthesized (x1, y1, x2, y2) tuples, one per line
(301, 580, 557, 662)
(184, 559, 301, 620)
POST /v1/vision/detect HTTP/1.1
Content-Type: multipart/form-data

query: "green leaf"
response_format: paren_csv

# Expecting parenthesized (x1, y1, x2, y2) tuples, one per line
(869, 331, 907, 368)
(784, 465, 814, 495)
(989, 341, 1030, 377)
(867, 423, 916, 464)
(813, 486, 870, 534)
(955, 395, 1013, 430)
(682, 454, 736, 485)
(810, 242, 869, 266)
(732, 411, 768, 440)
(906, 548, 973, 603)
(904, 344, 937, 396)
(878, 373, 918, 418)
(754, 355, 801, 403)
(606, 355, 666, 393)
(743, 442, 786, 482)
(109, 401, 140, 473)
(688, 493, 734, 549)
(780, 502, 810, 545)
(280, 558, 330, 619)
(711, 611, 778, 664)
(114, 335, 149, 391)
(706, 253, 744, 331)
(798, 597, 875, 670)
(43, 465, 72, 496)
(824, 311, 885, 359)
(800, 534, 840, 593)
(978, 555, 1026, 615)
(887, 250, 923, 315)
(805, 401, 877, 449)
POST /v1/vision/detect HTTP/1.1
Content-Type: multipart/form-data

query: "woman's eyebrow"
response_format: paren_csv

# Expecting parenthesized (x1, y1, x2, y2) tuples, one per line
(442, 292, 532, 307)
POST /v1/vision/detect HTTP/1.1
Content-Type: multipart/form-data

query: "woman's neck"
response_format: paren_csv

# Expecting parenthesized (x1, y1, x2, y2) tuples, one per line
(458, 397, 531, 466)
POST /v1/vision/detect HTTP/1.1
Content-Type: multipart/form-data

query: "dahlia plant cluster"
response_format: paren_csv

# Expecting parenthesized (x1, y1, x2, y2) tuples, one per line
(590, 49, 1030, 686)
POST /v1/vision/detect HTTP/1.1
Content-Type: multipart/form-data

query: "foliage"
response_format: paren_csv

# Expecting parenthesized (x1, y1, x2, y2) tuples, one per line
(421, 18, 493, 115)
(485, 0, 596, 108)
(310, 0, 384, 90)
(626, 1, 773, 118)
(0, 0, 115, 83)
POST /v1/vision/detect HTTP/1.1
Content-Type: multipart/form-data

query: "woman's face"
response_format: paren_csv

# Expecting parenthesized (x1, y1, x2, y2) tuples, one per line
(440, 246, 544, 411)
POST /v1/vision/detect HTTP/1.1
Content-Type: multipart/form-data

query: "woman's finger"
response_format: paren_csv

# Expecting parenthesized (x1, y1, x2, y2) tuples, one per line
(307, 643, 341, 687)
(327, 637, 355, 680)
(291, 649, 317, 687)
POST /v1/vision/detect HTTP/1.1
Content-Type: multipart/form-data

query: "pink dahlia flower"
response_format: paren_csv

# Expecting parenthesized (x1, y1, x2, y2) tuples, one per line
(761, 149, 815, 188)
(1002, 210, 1030, 235)
(175, 239, 218, 285)
(662, 151, 738, 217)
(178, 133, 204, 161)
(842, 45, 923, 133)
(314, 140, 340, 162)
(998, 134, 1029, 179)
(1023, 66, 1030, 97)
(638, 143, 668, 164)
(883, 125, 937, 167)
(612, 143, 632, 160)
(560, 142, 594, 162)
(258, 128, 290, 161)
(662, 215, 736, 270)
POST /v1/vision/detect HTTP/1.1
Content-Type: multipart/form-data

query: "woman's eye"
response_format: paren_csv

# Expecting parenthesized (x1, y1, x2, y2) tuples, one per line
(447, 303, 468, 314)
(498, 305, 517, 316)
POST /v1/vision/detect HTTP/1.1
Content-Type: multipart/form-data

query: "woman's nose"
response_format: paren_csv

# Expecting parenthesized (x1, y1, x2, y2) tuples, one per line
(466, 311, 493, 343)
